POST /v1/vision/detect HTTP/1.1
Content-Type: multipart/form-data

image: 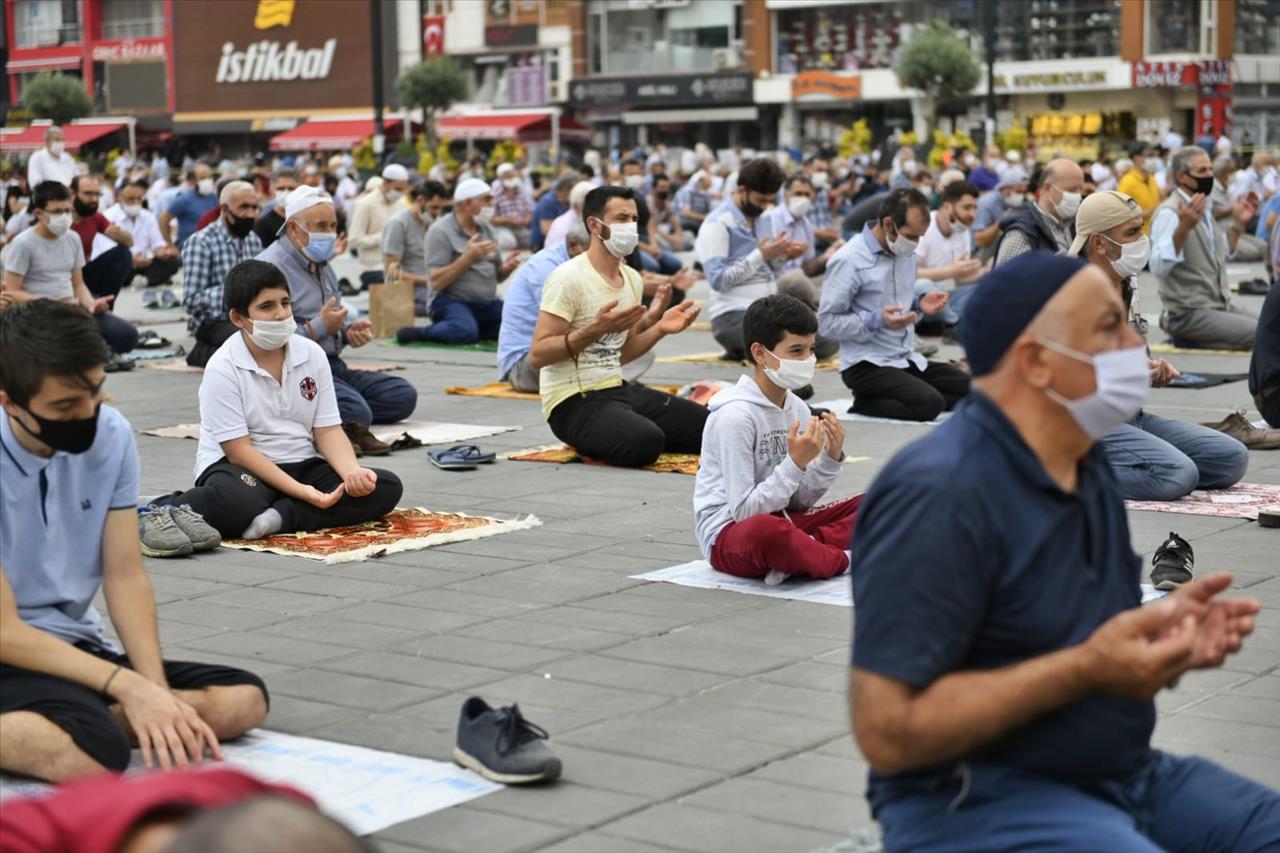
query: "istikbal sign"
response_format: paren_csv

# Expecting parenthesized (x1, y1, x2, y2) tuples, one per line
(215, 38, 337, 83)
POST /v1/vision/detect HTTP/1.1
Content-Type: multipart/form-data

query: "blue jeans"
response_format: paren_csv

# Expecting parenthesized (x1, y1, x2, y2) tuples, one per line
(398, 294, 503, 345)
(328, 355, 417, 426)
(638, 248, 683, 275)
(1102, 410, 1249, 501)
(913, 281, 976, 327)
(876, 752, 1280, 851)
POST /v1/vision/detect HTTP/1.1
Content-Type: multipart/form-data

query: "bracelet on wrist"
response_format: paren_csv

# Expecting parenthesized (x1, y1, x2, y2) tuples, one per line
(101, 664, 124, 698)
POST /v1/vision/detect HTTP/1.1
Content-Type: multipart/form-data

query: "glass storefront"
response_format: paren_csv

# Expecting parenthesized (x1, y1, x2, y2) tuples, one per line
(587, 0, 740, 75)
(1236, 0, 1280, 55)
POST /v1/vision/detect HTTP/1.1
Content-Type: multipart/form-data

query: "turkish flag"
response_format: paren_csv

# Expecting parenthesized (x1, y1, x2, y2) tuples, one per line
(423, 16, 445, 57)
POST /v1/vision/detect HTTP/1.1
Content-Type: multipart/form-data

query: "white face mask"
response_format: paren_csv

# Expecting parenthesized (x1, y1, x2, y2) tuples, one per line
(1100, 233, 1151, 280)
(949, 213, 969, 234)
(503, 177, 522, 190)
(810, 172, 828, 189)
(247, 316, 297, 350)
(1039, 338, 1149, 440)
(1051, 185, 1082, 221)
(121, 203, 142, 218)
(624, 174, 644, 191)
(597, 220, 639, 258)
(197, 178, 216, 195)
(275, 189, 293, 204)
(475, 205, 494, 225)
(49, 141, 65, 156)
(384, 188, 403, 203)
(44, 212, 72, 236)
(1005, 192, 1025, 207)
(901, 160, 919, 177)
(418, 207, 434, 225)
(887, 222, 918, 257)
(763, 350, 817, 391)
(787, 196, 812, 219)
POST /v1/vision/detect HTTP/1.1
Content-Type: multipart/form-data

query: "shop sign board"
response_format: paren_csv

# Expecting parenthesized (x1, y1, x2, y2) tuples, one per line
(1132, 60, 1232, 88)
(90, 39, 167, 63)
(569, 72, 752, 108)
(791, 71, 861, 100)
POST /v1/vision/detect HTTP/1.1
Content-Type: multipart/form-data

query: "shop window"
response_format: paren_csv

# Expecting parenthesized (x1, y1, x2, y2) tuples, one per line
(589, 0, 737, 75)
(13, 0, 82, 48)
(100, 0, 165, 40)
(1148, 0, 1204, 53)
(104, 61, 165, 111)
(992, 0, 1121, 61)
(1236, 0, 1280, 55)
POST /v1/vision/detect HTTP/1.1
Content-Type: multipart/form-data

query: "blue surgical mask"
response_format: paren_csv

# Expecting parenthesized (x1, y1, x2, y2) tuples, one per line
(298, 227, 336, 262)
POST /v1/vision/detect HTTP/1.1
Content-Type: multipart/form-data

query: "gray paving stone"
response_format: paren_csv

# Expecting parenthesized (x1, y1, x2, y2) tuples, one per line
(441, 563, 645, 605)
(255, 614, 423, 649)
(262, 694, 362, 734)
(1175, 693, 1280, 727)
(395, 634, 575, 671)
(155, 599, 293, 631)
(683, 776, 870, 835)
(603, 802, 843, 853)
(196, 586, 354, 615)
(307, 711, 457, 759)
(452, 618, 633, 652)
(1232, 675, 1280, 700)
(389, 588, 550, 618)
(546, 744, 723, 800)
(558, 718, 794, 774)
(640, 697, 848, 749)
(534, 832, 684, 853)
(694, 679, 852, 723)
(466, 783, 651, 829)
(260, 573, 419, 601)
(375, 807, 570, 853)
(602, 634, 796, 676)
(756, 660, 850, 693)
(746, 751, 870, 798)
(540, 655, 732, 697)
(327, 601, 490, 633)
(316, 649, 509, 691)
(266, 667, 442, 711)
(181, 631, 354, 666)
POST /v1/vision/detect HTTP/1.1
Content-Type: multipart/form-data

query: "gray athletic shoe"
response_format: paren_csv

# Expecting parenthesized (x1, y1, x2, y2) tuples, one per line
(139, 506, 192, 557)
(453, 697, 561, 784)
(165, 504, 221, 551)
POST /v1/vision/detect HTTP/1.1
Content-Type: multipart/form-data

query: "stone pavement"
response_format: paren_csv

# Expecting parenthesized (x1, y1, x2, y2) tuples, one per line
(100, 266, 1278, 853)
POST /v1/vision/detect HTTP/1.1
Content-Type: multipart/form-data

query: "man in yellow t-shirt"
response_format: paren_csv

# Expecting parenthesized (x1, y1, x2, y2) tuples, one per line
(530, 186, 706, 467)
(1117, 143, 1163, 233)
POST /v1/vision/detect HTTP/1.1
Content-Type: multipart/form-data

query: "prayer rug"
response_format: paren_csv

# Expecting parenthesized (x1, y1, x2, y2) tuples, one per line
(506, 444, 866, 475)
(0, 729, 500, 835)
(1125, 484, 1280, 521)
(347, 362, 409, 372)
(138, 358, 203, 373)
(368, 420, 519, 446)
(130, 315, 188, 326)
(1149, 342, 1251, 356)
(390, 338, 500, 352)
(813, 399, 950, 426)
(445, 381, 681, 401)
(1160, 372, 1250, 389)
(123, 346, 187, 362)
(221, 507, 542, 564)
(657, 351, 839, 371)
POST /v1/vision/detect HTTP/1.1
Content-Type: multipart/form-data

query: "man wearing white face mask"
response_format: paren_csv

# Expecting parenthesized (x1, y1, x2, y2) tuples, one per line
(251, 168, 299, 249)
(850, 251, 1276, 851)
(994, 159, 1082, 266)
(1074, 191, 1251, 499)
(915, 180, 985, 335)
(160, 163, 217, 248)
(400, 179, 520, 345)
(347, 164, 410, 287)
(104, 179, 178, 288)
(973, 166, 1027, 261)
(26, 126, 76, 188)
(489, 163, 534, 252)
(763, 175, 842, 278)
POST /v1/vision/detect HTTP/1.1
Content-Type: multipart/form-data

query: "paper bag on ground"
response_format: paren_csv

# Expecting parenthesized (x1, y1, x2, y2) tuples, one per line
(369, 263, 416, 339)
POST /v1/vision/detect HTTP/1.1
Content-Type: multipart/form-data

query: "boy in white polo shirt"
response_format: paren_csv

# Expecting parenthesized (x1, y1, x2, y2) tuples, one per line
(150, 260, 402, 539)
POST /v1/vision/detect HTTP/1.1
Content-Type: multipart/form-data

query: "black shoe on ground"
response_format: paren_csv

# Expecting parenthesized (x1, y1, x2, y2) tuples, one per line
(1238, 278, 1271, 296)
(1151, 531, 1194, 590)
(941, 324, 963, 346)
(338, 277, 360, 297)
(105, 354, 135, 373)
(453, 697, 561, 784)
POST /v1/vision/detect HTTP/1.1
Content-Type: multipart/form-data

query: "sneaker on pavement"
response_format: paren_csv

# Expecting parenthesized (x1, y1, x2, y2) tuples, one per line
(159, 288, 179, 308)
(139, 506, 193, 557)
(1199, 411, 1280, 449)
(165, 504, 221, 551)
(141, 288, 160, 308)
(343, 422, 392, 456)
(1150, 531, 1194, 590)
(453, 697, 561, 784)
(1238, 278, 1271, 296)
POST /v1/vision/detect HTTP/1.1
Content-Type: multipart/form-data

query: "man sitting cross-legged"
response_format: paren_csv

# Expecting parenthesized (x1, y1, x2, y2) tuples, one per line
(0, 300, 267, 782)
(695, 295, 861, 584)
(529, 186, 707, 468)
(149, 260, 403, 542)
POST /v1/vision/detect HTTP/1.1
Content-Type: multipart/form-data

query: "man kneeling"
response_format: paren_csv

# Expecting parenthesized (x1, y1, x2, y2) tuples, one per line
(695, 295, 860, 584)
(149, 260, 402, 541)
(0, 301, 267, 781)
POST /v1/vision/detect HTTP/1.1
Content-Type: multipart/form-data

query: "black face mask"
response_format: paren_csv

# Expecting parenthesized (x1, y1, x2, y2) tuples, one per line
(14, 403, 101, 454)
(1186, 174, 1215, 197)
(741, 199, 765, 219)
(655, 190, 669, 201)
(73, 197, 97, 217)
(226, 211, 255, 238)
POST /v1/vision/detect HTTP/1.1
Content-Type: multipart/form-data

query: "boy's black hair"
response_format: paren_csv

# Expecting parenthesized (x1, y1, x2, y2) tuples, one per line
(0, 300, 112, 408)
(620, 157, 643, 171)
(738, 158, 786, 195)
(32, 180, 70, 210)
(582, 186, 634, 224)
(784, 174, 813, 192)
(224, 260, 290, 317)
(422, 180, 449, 200)
(940, 180, 979, 206)
(743, 294, 818, 355)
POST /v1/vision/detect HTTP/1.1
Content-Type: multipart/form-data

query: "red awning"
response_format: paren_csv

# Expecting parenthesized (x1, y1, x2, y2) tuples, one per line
(436, 113, 592, 143)
(269, 118, 403, 152)
(0, 122, 127, 153)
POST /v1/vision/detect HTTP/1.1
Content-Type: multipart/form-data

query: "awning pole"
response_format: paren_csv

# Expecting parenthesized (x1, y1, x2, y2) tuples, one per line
(551, 107, 561, 169)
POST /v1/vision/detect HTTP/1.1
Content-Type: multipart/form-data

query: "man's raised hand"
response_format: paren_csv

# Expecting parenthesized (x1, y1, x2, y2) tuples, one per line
(319, 297, 348, 333)
(881, 304, 917, 330)
(657, 300, 700, 335)
(787, 417, 825, 468)
(591, 299, 646, 335)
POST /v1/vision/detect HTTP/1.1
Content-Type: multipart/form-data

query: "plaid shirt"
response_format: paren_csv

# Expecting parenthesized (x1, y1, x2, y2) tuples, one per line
(492, 185, 533, 221)
(805, 187, 834, 230)
(180, 218, 263, 330)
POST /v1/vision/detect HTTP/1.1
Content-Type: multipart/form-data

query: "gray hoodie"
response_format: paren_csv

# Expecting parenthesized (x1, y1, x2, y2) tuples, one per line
(693, 375, 845, 558)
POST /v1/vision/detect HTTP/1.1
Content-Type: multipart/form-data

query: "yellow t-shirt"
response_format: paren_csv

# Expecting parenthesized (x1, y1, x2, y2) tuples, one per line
(1117, 171, 1161, 233)
(538, 252, 644, 419)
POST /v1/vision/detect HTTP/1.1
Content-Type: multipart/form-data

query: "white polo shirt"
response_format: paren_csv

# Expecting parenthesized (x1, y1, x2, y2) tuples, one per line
(194, 331, 341, 479)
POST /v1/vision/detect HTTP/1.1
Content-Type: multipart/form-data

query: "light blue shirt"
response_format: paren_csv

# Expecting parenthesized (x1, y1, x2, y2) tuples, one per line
(762, 205, 816, 273)
(497, 242, 571, 380)
(0, 406, 139, 649)
(1150, 188, 1225, 280)
(818, 223, 926, 372)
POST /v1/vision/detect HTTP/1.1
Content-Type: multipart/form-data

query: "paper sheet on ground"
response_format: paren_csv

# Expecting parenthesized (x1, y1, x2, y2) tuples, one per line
(634, 560, 1167, 607)
(813, 400, 950, 426)
(139, 357, 203, 373)
(143, 421, 518, 446)
(506, 444, 866, 476)
(1125, 484, 1280, 520)
(0, 729, 500, 835)
(657, 351, 839, 371)
(1159, 371, 1249, 389)
(446, 381, 541, 401)
(1148, 342, 1251, 356)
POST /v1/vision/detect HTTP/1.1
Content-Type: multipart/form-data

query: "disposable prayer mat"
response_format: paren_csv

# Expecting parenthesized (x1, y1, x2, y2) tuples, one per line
(813, 399, 950, 426)
(0, 729, 500, 835)
(138, 358, 203, 373)
(634, 560, 1168, 608)
(1149, 342, 1251, 356)
(1125, 484, 1280, 521)
(348, 362, 409, 372)
(506, 444, 867, 475)
(220, 507, 542, 564)
(130, 314, 188, 326)
(368, 420, 519, 446)
(1160, 372, 1250, 389)
(446, 381, 541, 401)
(657, 351, 839, 371)
(123, 346, 187, 362)
(142, 422, 201, 439)
(391, 338, 500, 352)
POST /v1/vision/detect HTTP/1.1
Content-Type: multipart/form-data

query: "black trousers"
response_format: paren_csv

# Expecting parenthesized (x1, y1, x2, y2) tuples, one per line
(137, 254, 180, 287)
(547, 382, 708, 468)
(185, 319, 238, 368)
(82, 244, 133, 301)
(841, 360, 971, 422)
(154, 456, 403, 539)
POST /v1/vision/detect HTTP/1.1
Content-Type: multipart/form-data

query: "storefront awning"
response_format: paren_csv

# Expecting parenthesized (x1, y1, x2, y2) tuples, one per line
(436, 113, 592, 143)
(269, 118, 403, 152)
(0, 121, 128, 153)
(622, 106, 758, 125)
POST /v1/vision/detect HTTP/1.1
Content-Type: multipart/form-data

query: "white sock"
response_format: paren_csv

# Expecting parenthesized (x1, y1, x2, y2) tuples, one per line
(241, 508, 283, 540)
(763, 569, 787, 586)
(845, 550, 853, 572)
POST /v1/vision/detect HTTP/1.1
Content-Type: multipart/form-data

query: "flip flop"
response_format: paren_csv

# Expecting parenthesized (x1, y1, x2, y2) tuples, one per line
(447, 444, 496, 464)
(428, 445, 495, 470)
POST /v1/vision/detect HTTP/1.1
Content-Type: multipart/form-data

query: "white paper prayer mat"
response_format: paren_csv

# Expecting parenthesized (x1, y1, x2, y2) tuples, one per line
(0, 729, 501, 836)
(633, 560, 854, 606)
(1125, 484, 1280, 521)
(143, 421, 519, 445)
(813, 400, 950, 426)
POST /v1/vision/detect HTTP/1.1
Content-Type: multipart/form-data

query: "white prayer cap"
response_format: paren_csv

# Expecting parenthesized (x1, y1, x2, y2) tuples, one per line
(382, 163, 410, 182)
(454, 178, 492, 202)
(276, 185, 334, 234)
(496, 163, 516, 177)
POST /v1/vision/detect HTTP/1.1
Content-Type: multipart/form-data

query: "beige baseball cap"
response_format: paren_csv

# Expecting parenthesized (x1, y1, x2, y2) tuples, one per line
(1067, 190, 1143, 256)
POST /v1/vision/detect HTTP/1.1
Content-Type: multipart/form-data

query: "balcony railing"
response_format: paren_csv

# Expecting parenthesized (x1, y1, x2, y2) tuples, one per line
(14, 24, 82, 49)
(100, 17, 165, 40)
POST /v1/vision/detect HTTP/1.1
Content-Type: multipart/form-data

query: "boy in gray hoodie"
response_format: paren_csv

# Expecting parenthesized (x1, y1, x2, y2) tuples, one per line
(694, 295, 862, 583)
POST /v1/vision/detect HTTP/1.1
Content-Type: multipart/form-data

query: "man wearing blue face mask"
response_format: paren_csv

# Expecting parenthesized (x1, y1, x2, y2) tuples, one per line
(258, 187, 417, 456)
(850, 252, 1278, 851)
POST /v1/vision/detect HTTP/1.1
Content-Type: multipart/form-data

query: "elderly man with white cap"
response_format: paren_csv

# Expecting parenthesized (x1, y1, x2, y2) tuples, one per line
(397, 178, 520, 346)
(489, 162, 534, 251)
(972, 165, 1028, 261)
(259, 186, 417, 455)
(347, 163, 411, 287)
(26, 125, 77, 188)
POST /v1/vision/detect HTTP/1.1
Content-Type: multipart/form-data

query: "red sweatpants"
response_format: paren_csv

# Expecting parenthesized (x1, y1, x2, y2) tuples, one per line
(709, 494, 863, 580)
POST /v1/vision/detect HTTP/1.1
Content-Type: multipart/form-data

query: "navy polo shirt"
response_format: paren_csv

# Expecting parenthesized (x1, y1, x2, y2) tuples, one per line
(851, 391, 1152, 809)
(530, 192, 566, 251)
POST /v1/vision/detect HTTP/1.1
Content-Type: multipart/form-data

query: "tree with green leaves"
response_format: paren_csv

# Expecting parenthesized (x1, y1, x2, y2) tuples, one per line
(894, 21, 981, 126)
(20, 72, 93, 126)
(396, 58, 468, 148)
